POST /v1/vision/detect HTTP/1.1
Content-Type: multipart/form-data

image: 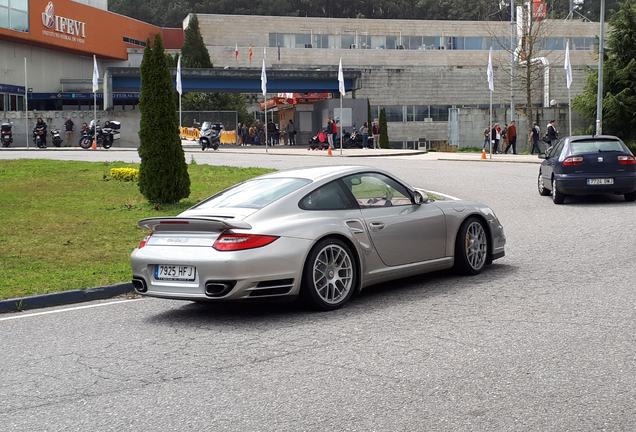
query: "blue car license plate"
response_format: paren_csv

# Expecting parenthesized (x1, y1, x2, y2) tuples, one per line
(587, 178, 613, 185)
(154, 265, 196, 281)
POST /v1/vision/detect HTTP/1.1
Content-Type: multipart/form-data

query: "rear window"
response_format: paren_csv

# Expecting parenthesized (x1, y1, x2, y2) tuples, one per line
(570, 140, 624, 155)
(192, 178, 310, 210)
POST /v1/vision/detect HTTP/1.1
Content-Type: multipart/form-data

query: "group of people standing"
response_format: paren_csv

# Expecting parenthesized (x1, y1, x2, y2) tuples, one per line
(237, 119, 297, 146)
(483, 121, 517, 154)
(33, 117, 88, 147)
(326, 119, 382, 150)
(483, 120, 559, 155)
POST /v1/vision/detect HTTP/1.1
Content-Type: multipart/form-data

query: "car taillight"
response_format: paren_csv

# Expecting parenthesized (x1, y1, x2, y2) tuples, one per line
(618, 155, 635, 165)
(213, 234, 278, 251)
(563, 156, 583, 166)
(139, 233, 152, 248)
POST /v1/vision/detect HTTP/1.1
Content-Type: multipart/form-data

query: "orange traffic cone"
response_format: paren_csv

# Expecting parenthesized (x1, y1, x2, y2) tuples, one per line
(328, 147, 333, 156)
(91, 139, 97, 150)
(481, 147, 487, 159)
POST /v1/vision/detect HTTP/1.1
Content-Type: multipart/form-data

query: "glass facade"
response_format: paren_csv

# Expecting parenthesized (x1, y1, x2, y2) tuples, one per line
(269, 33, 592, 51)
(374, 105, 451, 123)
(0, 0, 28, 32)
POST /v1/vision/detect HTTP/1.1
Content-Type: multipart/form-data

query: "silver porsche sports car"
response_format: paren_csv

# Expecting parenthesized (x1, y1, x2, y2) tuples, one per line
(130, 166, 505, 310)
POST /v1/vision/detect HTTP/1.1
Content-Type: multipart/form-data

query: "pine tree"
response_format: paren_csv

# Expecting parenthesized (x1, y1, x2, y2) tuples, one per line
(138, 33, 191, 204)
(379, 108, 389, 148)
(181, 14, 212, 68)
(572, 0, 636, 148)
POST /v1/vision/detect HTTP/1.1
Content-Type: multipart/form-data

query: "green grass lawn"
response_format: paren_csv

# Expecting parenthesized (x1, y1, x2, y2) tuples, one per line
(0, 159, 272, 300)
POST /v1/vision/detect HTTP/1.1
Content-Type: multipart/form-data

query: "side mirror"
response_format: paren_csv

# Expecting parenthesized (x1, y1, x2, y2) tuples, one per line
(413, 190, 429, 204)
(538, 153, 546, 159)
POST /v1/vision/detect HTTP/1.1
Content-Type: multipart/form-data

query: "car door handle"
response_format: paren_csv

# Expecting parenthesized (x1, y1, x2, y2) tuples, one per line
(369, 222, 385, 231)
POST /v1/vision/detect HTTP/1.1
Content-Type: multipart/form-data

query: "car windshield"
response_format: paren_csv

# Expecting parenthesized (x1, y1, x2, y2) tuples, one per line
(570, 139, 624, 155)
(192, 178, 311, 210)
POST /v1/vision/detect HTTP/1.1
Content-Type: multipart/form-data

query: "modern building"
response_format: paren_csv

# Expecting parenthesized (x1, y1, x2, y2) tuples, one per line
(1, 1, 604, 148)
(194, 13, 603, 148)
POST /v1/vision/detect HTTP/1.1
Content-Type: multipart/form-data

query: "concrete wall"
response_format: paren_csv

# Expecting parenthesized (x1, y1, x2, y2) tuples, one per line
(0, 109, 140, 147)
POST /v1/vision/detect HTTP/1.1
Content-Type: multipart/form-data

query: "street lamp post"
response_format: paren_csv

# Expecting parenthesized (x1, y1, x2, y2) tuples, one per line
(595, 0, 605, 136)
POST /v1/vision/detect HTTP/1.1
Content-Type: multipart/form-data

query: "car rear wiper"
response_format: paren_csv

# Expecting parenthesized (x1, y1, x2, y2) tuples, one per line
(598, 149, 621, 152)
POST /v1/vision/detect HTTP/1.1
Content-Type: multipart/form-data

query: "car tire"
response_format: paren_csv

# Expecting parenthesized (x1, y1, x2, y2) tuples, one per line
(453, 216, 488, 275)
(301, 238, 356, 311)
(538, 173, 551, 196)
(552, 178, 565, 204)
(625, 191, 636, 202)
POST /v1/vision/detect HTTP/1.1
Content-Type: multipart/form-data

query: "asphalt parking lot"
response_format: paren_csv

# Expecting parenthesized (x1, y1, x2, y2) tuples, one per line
(1, 147, 634, 431)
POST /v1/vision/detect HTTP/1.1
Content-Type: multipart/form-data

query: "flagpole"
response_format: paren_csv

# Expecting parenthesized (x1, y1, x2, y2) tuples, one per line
(24, 57, 28, 149)
(262, 58, 268, 154)
(489, 91, 493, 159)
(93, 55, 97, 149)
(566, 39, 572, 136)
(339, 95, 343, 156)
(487, 48, 493, 159)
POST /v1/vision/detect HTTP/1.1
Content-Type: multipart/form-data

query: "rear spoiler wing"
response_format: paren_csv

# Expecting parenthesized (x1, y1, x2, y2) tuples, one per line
(138, 217, 252, 232)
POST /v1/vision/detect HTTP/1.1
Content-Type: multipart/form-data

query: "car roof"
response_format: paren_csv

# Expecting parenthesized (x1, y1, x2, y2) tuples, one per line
(257, 165, 383, 182)
(565, 135, 623, 142)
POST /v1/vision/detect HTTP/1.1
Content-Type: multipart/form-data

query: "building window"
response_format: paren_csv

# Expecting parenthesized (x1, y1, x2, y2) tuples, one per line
(464, 37, 484, 50)
(295, 33, 311, 48)
(430, 105, 451, 122)
(371, 106, 380, 121)
(384, 105, 404, 122)
(341, 35, 354, 49)
(406, 105, 429, 122)
(0, 0, 29, 32)
(123, 37, 146, 47)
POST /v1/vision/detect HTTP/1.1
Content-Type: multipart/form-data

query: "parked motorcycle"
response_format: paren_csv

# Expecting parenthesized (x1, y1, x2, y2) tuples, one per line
(1, 122, 13, 147)
(199, 121, 222, 151)
(79, 120, 120, 150)
(343, 126, 363, 149)
(33, 126, 46, 148)
(50, 126, 63, 147)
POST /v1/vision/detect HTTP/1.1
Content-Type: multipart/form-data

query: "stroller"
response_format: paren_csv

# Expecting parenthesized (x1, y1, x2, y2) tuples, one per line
(308, 130, 328, 150)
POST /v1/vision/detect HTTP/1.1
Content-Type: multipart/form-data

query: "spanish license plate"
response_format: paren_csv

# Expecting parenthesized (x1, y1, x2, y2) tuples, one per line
(154, 265, 196, 281)
(587, 178, 614, 185)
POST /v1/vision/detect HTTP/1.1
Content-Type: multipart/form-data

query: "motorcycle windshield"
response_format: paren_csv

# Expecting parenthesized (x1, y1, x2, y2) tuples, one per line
(201, 122, 211, 131)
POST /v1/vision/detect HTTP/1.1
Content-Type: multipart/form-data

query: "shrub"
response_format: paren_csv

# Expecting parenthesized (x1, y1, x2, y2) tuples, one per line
(110, 168, 139, 181)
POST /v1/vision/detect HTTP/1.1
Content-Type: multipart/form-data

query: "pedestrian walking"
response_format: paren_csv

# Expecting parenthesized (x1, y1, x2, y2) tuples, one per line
(504, 120, 517, 154)
(502, 124, 508, 150)
(326, 118, 334, 149)
(287, 119, 296, 145)
(64, 117, 74, 147)
(241, 123, 249, 146)
(360, 122, 369, 149)
(547, 120, 559, 146)
(267, 120, 277, 146)
(491, 123, 501, 154)
(529, 121, 541, 154)
(332, 118, 338, 147)
(483, 125, 491, 151)
(372, 120, 381, 149)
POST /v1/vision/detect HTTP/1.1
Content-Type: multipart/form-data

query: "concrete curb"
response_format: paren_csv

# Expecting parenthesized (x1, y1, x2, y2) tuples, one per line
(0, 282, 134, 313)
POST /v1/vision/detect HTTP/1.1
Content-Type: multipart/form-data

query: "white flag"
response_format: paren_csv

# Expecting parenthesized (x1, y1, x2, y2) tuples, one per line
(263, 46, 267, 60)
(338, 57, 345, 96)
(487, 49, 494, 92)
(261, 58, 267, 96)
(564, 40, 572, 89)
(92, 55, 99, 93)
(176, 56, 182, 95)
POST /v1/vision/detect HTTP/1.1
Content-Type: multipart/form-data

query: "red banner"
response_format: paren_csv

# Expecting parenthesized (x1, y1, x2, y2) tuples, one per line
(532, 1, 547, 19)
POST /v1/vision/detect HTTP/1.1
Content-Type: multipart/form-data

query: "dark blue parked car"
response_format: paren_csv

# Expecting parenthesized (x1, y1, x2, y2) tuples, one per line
(538, 135, 636, 204)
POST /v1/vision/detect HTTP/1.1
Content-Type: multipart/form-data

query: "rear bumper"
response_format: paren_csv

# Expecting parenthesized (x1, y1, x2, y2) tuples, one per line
(555, 173, 636, 195)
